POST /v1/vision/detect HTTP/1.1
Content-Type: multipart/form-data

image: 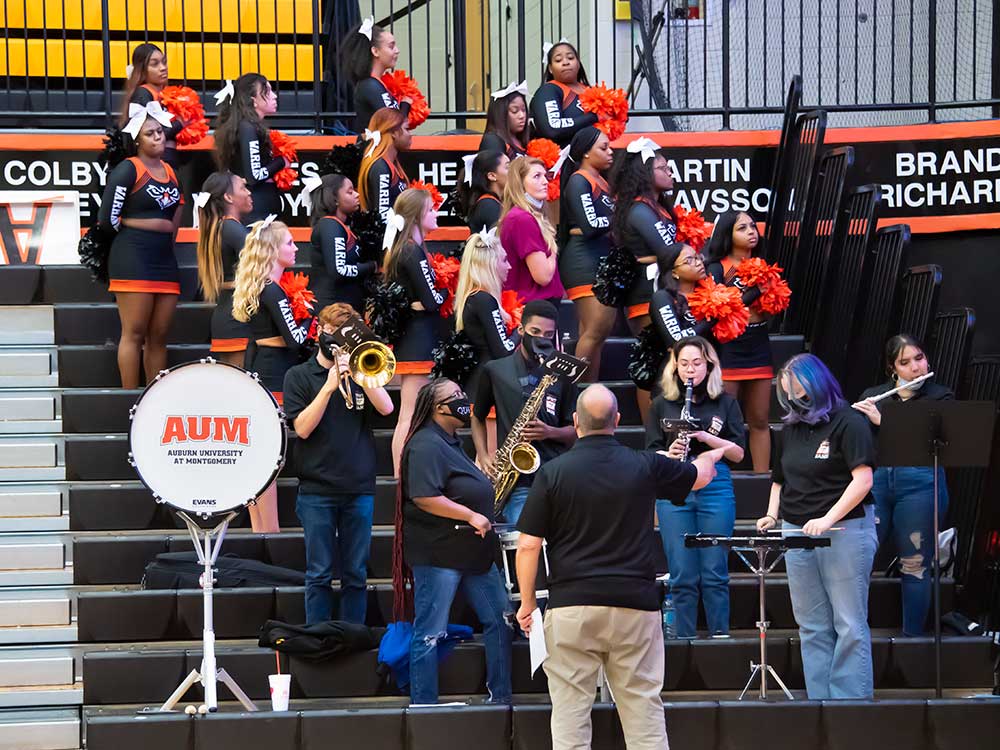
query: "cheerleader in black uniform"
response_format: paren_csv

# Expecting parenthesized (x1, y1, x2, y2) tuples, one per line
(119, 43, 185, 166)
(456, 150, 509, 233)
(530, 41, 597, 146)
(213, 73, 286, 222)
(233, 218, 310, 533)
(383, 188, 448, 476)
(705, 211, 772, 472)
(340, 16, 412, 133)
(480, 80, 531, 158)
(558, 126, 615, 382)
(308, 174, 377, 312)
(99, 116, 183, 390)
(358, 107, 412, 222)
(195, 171, 254, 366)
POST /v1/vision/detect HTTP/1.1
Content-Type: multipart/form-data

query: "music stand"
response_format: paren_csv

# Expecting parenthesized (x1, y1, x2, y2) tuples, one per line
(877, 400, 996, 698)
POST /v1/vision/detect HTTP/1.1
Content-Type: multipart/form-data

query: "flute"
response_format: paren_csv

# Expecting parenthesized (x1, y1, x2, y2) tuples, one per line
(856, 371, 934, 405)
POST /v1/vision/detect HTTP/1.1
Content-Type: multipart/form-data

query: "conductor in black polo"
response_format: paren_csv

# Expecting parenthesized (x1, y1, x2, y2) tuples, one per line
(515, 384, 723, 750)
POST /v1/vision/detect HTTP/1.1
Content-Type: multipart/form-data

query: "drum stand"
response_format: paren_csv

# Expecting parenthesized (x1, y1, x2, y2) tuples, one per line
(157, 510, 257, 713)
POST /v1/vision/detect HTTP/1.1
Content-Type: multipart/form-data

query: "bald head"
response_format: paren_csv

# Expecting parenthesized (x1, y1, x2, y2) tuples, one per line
(575, 384, 620, 435)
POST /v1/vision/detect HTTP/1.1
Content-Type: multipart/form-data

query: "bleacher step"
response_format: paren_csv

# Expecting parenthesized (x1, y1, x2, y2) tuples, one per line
(0, 306, 53, 345)
(0, 709, 79, 750)
(0, 347, 58, 387)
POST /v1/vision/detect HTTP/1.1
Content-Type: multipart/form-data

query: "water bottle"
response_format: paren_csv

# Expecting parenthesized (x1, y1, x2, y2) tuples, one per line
(661, 581, 676, 641)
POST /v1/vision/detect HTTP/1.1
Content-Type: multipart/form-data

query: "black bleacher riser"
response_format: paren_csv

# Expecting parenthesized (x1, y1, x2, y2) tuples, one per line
(0, 265, 42, 304)
(54, 303, 214, 345)
(58, 344, 211, 387)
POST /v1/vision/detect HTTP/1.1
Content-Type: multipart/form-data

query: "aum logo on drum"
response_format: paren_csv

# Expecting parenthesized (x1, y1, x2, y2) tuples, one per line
(160, 415, 251, 446)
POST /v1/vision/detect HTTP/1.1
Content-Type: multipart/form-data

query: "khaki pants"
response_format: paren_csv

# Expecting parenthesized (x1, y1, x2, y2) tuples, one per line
(543, 606, 667, 750)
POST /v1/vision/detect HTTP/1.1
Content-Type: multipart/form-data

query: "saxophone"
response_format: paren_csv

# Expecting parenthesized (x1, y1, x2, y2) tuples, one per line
(493, 371, 559, 514)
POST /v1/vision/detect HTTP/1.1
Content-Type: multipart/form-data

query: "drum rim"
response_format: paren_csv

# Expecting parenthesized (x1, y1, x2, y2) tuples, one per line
(128, 357, 287, 515)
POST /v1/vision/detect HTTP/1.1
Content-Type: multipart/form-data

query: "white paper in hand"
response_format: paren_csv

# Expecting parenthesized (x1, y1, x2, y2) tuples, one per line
(528, 608, 548, 676)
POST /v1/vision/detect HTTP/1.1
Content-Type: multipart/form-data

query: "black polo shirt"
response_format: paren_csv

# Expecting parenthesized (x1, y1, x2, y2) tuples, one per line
(517, 434, 697, 611)
(403, 421, 498, 573)
(772, 406, 876, 526)
(282, 357, 377, 497)
(473, 349, 576, 486)
(644, 391, 746, 464)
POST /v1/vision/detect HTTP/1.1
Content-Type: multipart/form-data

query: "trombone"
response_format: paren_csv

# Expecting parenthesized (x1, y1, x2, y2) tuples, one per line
(333, 340, 396, 409)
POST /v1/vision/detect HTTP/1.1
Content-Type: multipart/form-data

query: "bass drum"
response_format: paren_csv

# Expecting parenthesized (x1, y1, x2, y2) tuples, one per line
(128, 360, 287, 516)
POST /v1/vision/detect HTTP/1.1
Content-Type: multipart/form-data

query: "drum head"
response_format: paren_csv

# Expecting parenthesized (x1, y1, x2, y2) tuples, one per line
(128, 360, 286, 514)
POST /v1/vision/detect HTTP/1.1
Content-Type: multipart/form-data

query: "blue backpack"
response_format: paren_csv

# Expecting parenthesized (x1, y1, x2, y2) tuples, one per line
(377, 621, 474, 689)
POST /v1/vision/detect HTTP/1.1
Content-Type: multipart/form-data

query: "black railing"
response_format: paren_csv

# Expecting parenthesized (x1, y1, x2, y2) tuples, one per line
(0, 0, 997, 132)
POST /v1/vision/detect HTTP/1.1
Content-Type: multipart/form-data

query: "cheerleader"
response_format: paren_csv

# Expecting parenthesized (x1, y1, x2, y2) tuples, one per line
(558, 126, 615, 382)
(358, 108, 412, 222)
(232, 218, 310, 533)
(340, 16, 412, 133)
(195, 171, 254, 367)
(480, 80, 531, 158)
(308, 174, 377, 312)
(213, 73, 286, 221)
(530, 40, 597, 145)
(384, 188, 447, 476)
(645, 336, 745, 638)
(456, 150, 509, 233)
(119, 43, 185, 166)
(705, 211, 772, 473)
(649, 244, 714, 354)
(99, 113, 183, 390)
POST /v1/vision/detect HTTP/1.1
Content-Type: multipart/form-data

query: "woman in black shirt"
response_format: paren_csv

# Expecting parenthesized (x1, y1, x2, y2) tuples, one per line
(340, 17, 412, 133)
(119, 43, 185, 166)
(530, 41, 597, 146)
(358, 108, 412, 222)
(308, 173, 377, 312)
(456, 150, 509, 233)
(757, 353, 877, 699)
(480, 81, 531, 158)
(854, 334, 952, 636)
(213, 73, 287, 221)
(645, 337, 745, 638)
(396, 378, 512, 705)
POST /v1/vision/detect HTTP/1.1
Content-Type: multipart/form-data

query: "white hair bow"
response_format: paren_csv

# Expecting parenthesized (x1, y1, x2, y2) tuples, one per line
(191, 192, 211, 230)
(550, 145, 571, 175)
(214, 80, 235, 106)
(491, 80, 528, 100)
(542, 37, 571, 67)
(125, 64, 134, 79)
(249, 213, 278, 241)
(359, 15, 375, 41)
(477, 226, 498, 248)
(123, 101, 174, 139)
(363, 128, 382, 158)
(626, 137, 659, 163)
(382, 208, 406, 251)
(462, 153, 476, 186)
(301, 175, 323, 210)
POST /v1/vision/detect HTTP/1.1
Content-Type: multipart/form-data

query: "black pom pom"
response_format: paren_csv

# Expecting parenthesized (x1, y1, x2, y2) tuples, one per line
(351, 209, 387, 265)
(78, 223, 114, 283)
(593, 246, 639, 308)
(321, 140, 365, 182)
(100, 126, 128, 169)
(365, 278, 411, 345)
(430, 330, 479, 387)
(627, 325, 666, 391)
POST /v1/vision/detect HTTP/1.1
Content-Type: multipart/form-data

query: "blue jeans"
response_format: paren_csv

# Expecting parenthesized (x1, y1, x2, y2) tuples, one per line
(295, 491, 374, 625)
(872, 466, 949, 636)
(784, 505, 878, 699)
(502, 486, 531, 525)
(656, 463, 735, 637)
(410, 564, 513, 704)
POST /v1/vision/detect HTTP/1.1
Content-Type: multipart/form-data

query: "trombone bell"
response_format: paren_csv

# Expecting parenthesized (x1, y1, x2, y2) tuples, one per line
(349, 341, 396, 389)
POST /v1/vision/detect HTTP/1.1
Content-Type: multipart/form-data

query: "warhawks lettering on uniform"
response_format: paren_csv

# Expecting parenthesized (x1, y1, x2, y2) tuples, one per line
(108, 184, 128, 228)
(278, 298, 308, 343)
(580, 194, 609, 228)
(418, 259, 445, 304)
(544, 100, 575, 129)
(249, 140, 270, 180)
(334, 237, 356, 277)
(491, 309, 516, 351)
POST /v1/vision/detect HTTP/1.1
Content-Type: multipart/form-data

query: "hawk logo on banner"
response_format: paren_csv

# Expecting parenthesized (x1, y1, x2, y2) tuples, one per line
(146, 184, 181, 210)
(0, 202, 51, 265)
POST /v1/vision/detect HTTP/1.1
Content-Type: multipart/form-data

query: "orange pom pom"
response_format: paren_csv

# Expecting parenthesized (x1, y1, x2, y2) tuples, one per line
(546, 178, 561, 202)
(381, 70, 430, 128)
(579, 83, 628, 142)
(501, 290, 525, 334)
(734, 257, 778, 288)
(674, 205, 713, 252)
(278, 271, 316, 323)
(159, 85, 208, 145)
(269, 130, 299, 192)
(409, 179, 444, 210)
(526, 138, 562, 169)
(686, 277, 749, 344)
(754, 277, 792, 315)
(428, 252, 461, 317)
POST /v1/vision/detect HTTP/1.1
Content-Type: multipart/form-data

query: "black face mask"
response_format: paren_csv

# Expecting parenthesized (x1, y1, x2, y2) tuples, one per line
(318, 331, 339, 361)
(440, 397, 472, 427)
(522, 332, 555, 362)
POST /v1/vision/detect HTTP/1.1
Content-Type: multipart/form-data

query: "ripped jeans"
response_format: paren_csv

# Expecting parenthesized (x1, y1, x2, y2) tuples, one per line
(872, 466, 949, 636)
(410, 564, 513, 704)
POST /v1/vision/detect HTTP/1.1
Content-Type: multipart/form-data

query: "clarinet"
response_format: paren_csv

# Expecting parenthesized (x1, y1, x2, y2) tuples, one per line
(678, 378, 695, 461)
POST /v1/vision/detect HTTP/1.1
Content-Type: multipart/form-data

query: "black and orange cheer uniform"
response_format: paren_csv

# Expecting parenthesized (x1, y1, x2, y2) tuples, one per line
(100, 156, 183, 295)
(210, 217, 251, 352)
(559, 170, 615, 300)
(619, 199, 677, 319)
(128, 84, 184, 166)
(366, 158, 408, 223)
(479, 131, 527, 160)
(247, 281, 312, 401)
(466, 193, 503, 233)
(707, 258, 772, 380)
(529, 81, 597, 146)
(228, 120, 283, 221)
(354, 76, 411, 133)
(309, 215, 377, 312)
(649, 288, 713, 351)
(393, 241, 447, 373)
(461, 289, 518, 394)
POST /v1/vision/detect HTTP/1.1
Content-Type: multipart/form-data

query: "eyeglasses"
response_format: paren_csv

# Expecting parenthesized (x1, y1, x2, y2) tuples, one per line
(437, 392, 467, 405)
(653, 164, 671, 173)
(674, 255, 705, 268)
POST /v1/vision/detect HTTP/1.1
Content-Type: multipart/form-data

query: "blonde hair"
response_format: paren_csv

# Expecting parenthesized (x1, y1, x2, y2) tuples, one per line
(358, 108, 409, 211)
(660, 336, 725, 401)
(195, 172, 238, 304)
(500, 156, 557, 255)
(455, 233, 506, 331)
(231, 220, 289, 322)
(383, 189, 432, 283)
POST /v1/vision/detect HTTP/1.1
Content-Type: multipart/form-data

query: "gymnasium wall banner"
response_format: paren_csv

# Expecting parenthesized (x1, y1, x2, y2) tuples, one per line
(0, 190, 81, 265)
(0, 121, 996, 256)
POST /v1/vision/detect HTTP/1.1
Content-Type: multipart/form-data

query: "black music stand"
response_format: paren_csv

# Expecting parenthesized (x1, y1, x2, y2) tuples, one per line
(877, 400, 996, 698)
